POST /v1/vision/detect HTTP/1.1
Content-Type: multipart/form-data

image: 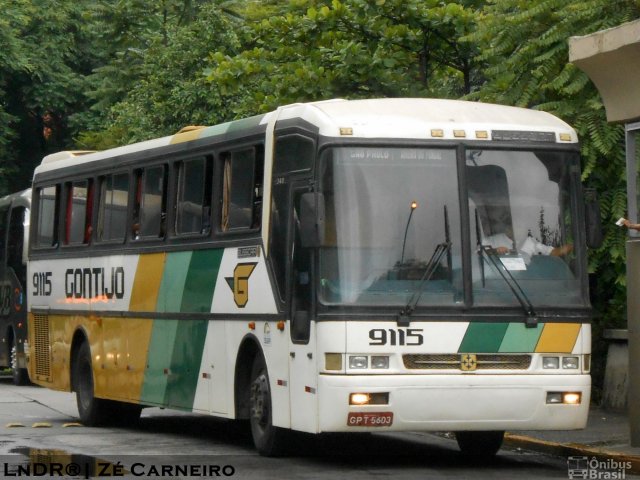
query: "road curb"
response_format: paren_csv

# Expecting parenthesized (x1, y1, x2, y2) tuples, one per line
(504, 433, 640, 475)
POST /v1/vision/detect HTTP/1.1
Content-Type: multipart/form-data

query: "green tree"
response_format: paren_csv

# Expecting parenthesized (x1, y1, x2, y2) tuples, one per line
(0, 0, 106, 192)
(205, 0, 481, 118)
(77, 1, 243, 147)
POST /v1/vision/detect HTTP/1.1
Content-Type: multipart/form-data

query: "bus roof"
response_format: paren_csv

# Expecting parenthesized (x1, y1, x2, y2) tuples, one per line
(35, 98, 577, 176)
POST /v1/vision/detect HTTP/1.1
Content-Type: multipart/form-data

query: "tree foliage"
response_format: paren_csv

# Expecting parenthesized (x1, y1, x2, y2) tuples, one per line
(205, 0, 481, 117)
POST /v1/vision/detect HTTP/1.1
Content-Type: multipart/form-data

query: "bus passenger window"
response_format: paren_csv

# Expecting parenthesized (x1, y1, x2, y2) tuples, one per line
(221, 147, 263, 232)
(176, 157, 210, 235)
(135, 165, 167, 239)
(0, 207, 7, 264)
(8, 207, 27, 284)
(65, 180, 92, 245)
(35, 186, 58, 248)
(98, 173, 129, 242)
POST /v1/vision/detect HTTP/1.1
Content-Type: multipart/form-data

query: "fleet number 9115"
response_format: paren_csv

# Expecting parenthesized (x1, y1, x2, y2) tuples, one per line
(369, 328, 424, 346)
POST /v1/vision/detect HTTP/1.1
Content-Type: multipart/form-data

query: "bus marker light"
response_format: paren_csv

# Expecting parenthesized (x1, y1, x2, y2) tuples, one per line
(430, 129, 444, 138)
(559, 133, 572, 141)
(475, 130, 489, 139)
(350, 393, 371, 405)
(248, 322, 256, 330)
(340, 127, 353, 136)
(277, 321, 285, 331)
(453, 130, 466, 138)
(584, 354, 591, 372)
(325, 353, 343, 371)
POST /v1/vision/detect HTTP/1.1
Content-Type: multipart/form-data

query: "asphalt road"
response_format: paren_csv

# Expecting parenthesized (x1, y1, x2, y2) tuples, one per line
(0, 375, 576, 479)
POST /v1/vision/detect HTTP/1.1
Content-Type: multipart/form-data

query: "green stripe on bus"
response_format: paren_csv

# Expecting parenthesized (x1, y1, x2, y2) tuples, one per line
(180, 249, 223, 313)
(458, 322, 510, 353)
(140, 319, 180, 405)
(157, 251, 192, 312)
(163, 319, 208, 410)
(499, 323, 543, 352)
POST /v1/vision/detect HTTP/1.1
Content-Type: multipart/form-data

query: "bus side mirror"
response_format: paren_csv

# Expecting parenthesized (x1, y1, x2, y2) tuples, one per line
(299, 192, 325, 247)
(584, 187, 603, 248)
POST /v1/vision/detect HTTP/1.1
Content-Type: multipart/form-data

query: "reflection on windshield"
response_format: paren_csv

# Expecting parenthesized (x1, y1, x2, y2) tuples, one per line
(319, 147, 462, 306)
(468, 149, 582, 307)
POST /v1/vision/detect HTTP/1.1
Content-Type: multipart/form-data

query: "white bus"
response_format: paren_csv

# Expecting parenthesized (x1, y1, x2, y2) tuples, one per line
(27, 98, 600, 456)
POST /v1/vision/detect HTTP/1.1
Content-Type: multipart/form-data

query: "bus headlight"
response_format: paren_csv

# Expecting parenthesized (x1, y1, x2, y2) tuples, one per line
(562, 356, 579, 369)
(349, 356, 368, 369)
(543, 356, 559, 369)
(371, 356, 389, 369)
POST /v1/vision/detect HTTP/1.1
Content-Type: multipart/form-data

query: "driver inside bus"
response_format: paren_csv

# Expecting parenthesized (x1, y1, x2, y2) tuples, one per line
(483, 226, 573, 260)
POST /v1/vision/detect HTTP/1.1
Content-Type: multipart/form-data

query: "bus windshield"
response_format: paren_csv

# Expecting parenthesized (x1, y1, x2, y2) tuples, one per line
(318, 146, 585, 309)
(468, 149, 583, 307)
(318, 147, 463, 307)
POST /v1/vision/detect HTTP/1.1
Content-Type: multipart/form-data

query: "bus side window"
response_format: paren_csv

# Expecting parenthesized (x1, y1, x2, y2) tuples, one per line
(35, 185, 59, 248)
(98, 172, 129, 242)
(64, 180, 93, 246)
(176, 157, 211, 235)
(220, 147, 263, 232)
(8, 206, 27, 284)
(134, 165, 167, 239)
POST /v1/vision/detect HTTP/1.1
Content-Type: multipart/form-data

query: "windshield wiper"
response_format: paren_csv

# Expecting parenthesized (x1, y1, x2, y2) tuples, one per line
(397, 241, 451, 326)
(474, 209, 537, 327)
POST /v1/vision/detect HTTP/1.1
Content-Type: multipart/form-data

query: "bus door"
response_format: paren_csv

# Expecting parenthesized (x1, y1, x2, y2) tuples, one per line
(5, 203, 29, 384)
(288, 182, 317, 432)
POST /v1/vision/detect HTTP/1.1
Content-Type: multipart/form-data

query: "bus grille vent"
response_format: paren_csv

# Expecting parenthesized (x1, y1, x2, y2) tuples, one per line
(33, 314, 51, 379)
(403, 354, 531, 370)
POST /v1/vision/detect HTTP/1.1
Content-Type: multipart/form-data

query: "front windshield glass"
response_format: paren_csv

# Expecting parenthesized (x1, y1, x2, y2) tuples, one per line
(318, 147, 462, 307)
(468, 149, 582, 307)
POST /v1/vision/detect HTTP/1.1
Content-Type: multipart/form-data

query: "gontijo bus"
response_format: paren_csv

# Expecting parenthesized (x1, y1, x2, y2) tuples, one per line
(26, 98, 600, 456)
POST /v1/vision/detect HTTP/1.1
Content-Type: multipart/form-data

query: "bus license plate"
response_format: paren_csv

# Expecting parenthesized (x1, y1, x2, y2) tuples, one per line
(347, 412, 393, 427)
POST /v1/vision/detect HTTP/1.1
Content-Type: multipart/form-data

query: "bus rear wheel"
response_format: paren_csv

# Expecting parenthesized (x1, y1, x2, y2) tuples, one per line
(249, 355, 289, 456)
(74, 342, 110, 426)
(455, 431, 504, 457)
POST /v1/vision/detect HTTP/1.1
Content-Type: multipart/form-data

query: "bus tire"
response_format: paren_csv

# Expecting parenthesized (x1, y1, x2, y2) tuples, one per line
(11, 342, 29, 386)
(455, 430, 504, 457)
(249, 355, 288, 456)
(74, 342, 109, 426)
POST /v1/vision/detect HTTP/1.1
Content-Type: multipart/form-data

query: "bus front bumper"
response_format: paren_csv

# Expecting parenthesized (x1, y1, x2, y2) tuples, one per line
(317, 373, 590, 433)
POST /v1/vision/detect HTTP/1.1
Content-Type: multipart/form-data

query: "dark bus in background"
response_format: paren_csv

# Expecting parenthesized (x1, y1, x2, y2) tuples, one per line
(0, 189, 30, 384)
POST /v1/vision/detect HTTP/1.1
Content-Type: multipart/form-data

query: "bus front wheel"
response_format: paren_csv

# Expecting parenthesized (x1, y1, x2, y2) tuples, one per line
(74, 342, 110, 426)
(455, 431, 504, 457)
(249, 355, 288, 456)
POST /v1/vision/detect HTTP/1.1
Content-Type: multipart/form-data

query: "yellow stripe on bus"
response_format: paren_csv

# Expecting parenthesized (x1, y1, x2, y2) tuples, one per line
(129, 253, 166, 312)
(534, 323, 582, 353)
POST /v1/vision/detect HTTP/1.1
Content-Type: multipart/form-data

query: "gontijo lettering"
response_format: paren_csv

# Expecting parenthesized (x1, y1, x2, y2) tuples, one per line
(65, 267, 125, 299)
